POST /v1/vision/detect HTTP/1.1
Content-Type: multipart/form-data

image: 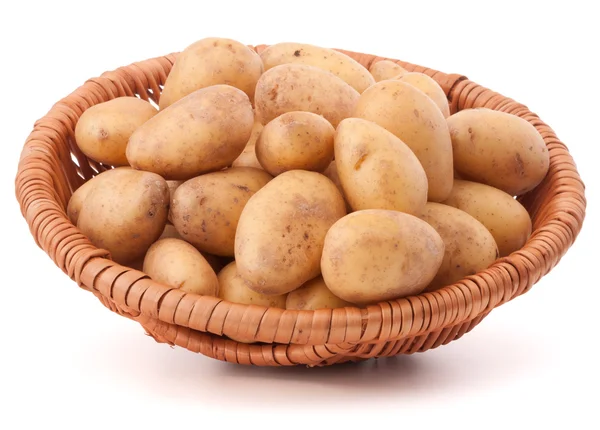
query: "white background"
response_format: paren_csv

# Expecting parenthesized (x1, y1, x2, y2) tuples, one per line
(1, 1, 598, 428)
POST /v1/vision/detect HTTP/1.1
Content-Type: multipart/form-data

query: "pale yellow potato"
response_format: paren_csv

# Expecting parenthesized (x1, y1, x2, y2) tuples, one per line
(256, 112, 335, 175)
(77, 168, 169, 264)
(353, 80, 453, 202)
(159, 37, 263, 109)
(447, 108, 550, 196)
(127, 85, 254, 180)
(143, 238, 219, 296)
(419, 203, 499, 292)
(218, 262, 287, 308)
(260, 42, 375, 93)
(235, 170, 346, 295)
(75, 97, 156, 166)
(369, 60, 407, 81)
(398, 72, 450, 118)
(334, 118, 428, 215)
(254, 64, 360, 127)
(232, 121, 264, 169)
(286, 276, 352, 310)
(171, 167, 273, 257)
(442, 180, 532, 257)
(321, 210, 444, 305)
(166, 180, 183, 224)
(322, 161, 352, 212)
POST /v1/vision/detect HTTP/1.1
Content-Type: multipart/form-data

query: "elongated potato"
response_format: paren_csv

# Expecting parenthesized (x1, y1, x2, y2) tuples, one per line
(321, 210, 444, 305)
(353, 80, 453, 202)
(254, 64, 360, 127)
(232, 121, 264, 169)
(127, 85, 254, 180)
(397, 73, 450, 118)
(260, 42, 375, 93)
(218, 262, 287, 308)
(442, 180, 532, 257)
(159, 37, 263, 109)
(420, 203, 499, 292)
(143, 238, 219, 296)
(447, 108, 550, 196)
(369, 60, 407, 81)
(235, 170, 346, 295)
(286, 276, 352, 310)
(335, 118, 428, 214)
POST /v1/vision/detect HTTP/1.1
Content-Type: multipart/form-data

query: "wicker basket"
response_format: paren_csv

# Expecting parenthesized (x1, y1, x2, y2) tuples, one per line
(14, 45, 586, 367)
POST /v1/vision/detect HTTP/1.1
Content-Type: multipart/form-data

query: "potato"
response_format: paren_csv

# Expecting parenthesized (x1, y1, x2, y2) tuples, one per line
(323, 161, 352, 212)
(171, 167, 272, 257)
(447, 108, 550, 196)
(353, 80, 453, 202)
(232, 121, 264, 169)
(254, 64, 360, 127)
(143, 238, 219, 296)
(260, 42, 375, 93)
(334, 118, 428, 215)
(159, 37, 263, 109)
(166, 180, 183, 223)
(218, 262, 287, 308)
(369, 60, 407, 81)
(77, 168, 169, 264)
(127, 85, 254, 180)
(397, 73, 450, 118)
(235, 170, 346, 295)
(419, 203, 499, 292)
(286, 276, 352, 310)
(442, 180, 532, 257)
(74, 97, 156, 166)
(321, 210, 444, 305)
(256, 112, 334, 175)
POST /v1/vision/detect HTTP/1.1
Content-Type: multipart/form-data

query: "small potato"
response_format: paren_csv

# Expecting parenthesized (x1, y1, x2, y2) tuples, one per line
(127, 85, 254, 180)
(335, 118, 428, 215)
(354, 80, 453, 202)
(166, 180, 183, 223)
(286, 276, 352, 310)
(321, 210, 444, 305)
(143, 238, 219, 296)
(256, 112, 335, 175)
(447, 108, 550, 196)
(254, 64, 360, 127)
(159, 37, 263, 109)
(323, 161, 352, 212)
(260, 42, 375, 93)
(172, 167, 273, 257)
(369, 60, 407, 81)
(442, 180, 532, 257)
(235, 170, 347, 295)
(419, 203, 499, 292)
(75, 97, 157, 166)
(397, 73, 450, 118)
(218, 262, 287, 308)
(77, 168, 169, 264)
(232, 121, 264, 169)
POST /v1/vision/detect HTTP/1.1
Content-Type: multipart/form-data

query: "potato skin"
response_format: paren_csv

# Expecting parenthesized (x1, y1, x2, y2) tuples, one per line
(286, 276, 352, 310)
(260, 42, 375, 93)
(235, 170, 347, 295)
(369, 60, 407, 81)
(447, 108, 549, 196)
(256, 112, 335, 175)
(398, 73, 450, 118)
(321, 210, 444, 305)
(143, 238, 219, 296)
(171, 167, 272, 257)
(232, 121, 264, 170)
(334, 118, 428, 215)
(127, 85, 254, 180)
(77, 168, 169, 264)
(419, 203, 499, 292)
(159, 37, 263, 109)
(75, 97, 156, 167)
(254, 64, 360, 127)
(218, 262, 287, 308)
(353, 80, 453, 202)
(441, 180, 532, 257)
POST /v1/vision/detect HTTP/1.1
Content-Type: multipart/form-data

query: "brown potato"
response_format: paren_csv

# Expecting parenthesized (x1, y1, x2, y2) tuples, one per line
(442, 180, 532, 257)
(218, 262, 287, 308)
(256, 112, 335, 175)
(398, 73, 450, 118)
(127, 85, 254, 180)
(159, 37, 263, 109)
(286, 276, 352, 310)
(369, 60, 407, 81)
(75, 97, 157, 166)
(232, 121, 264, 170)
(254, 64, 360, 127)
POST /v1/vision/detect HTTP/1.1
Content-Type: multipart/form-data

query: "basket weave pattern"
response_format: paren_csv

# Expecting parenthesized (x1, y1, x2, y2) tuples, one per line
(15, 46, 586, 366)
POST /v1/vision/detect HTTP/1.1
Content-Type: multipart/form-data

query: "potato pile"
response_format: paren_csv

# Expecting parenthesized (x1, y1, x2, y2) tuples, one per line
(69, 37, 549, 321)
